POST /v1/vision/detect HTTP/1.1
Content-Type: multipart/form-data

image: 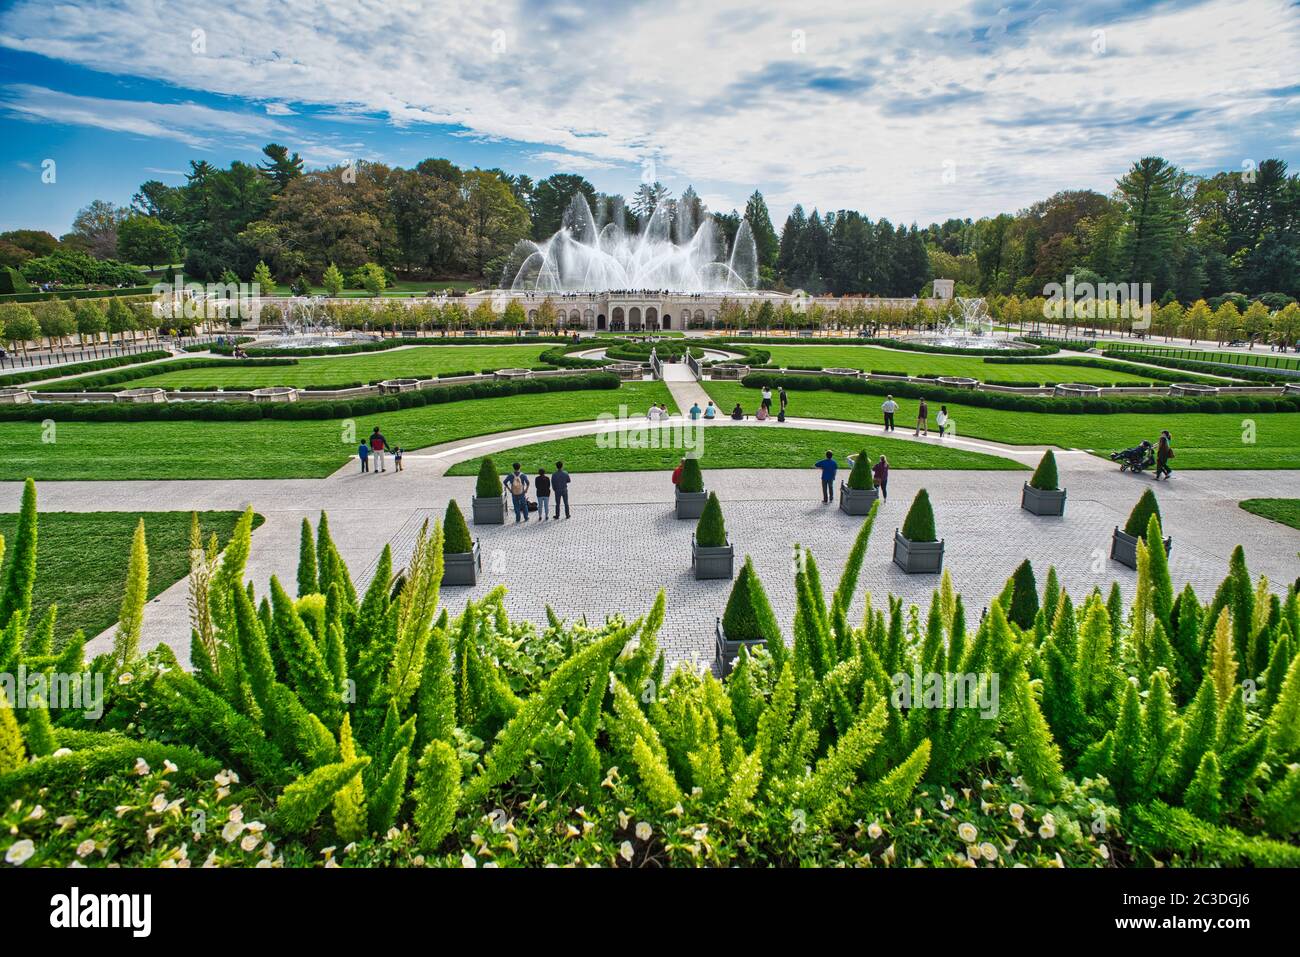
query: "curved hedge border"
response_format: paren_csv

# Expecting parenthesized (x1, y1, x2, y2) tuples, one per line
(1100, 350, 1295, 384)
(199, 334, 573, 357)
(0, 350, 173, 388)
(740, 371, 1300, 416)
(0, 372, 622, 422)
(33, 357, 298, 392)
(983, 354, 1230, 386)
(721, 334, 1058, 357)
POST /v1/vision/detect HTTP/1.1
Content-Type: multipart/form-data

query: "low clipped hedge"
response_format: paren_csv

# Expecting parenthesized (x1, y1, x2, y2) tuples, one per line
(0, 286, 156, 304)
(0, 350, 172, 388)
(0, 372, 622, 423)
(740, 371, 1300, 416)
(33, 357, 299, 391)
(722, 334, 1058, 357)
(986, 354, 1228, 385)
(204, 334, 572, 357)
(1100, 349, 1294, 384)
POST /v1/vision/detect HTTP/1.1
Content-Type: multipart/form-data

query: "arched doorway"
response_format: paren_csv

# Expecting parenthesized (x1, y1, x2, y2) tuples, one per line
(628, 306, 642, 330)
(646, 306, 659, 329)
(611, 307, 625, 331)
(662, 312, 671, 329)
(596, 313, 606, 330)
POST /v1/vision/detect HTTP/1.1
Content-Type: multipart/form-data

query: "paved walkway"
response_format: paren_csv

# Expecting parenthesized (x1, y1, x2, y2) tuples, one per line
(4, 413, 1295, 670)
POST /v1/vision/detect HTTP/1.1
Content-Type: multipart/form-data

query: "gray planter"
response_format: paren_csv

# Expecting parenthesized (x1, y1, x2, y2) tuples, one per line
(1110, 527, 1173, 570)
(442, 540, 482, 586)
(472, 494, 507, 525)
(1021, 483, 1067, 516)
(839, 482, 879, 515)
(892, 529, 944, 574)
(691, 533, 735, 580)
(675, 486, 709, 519)
(715, 618, 766, 677)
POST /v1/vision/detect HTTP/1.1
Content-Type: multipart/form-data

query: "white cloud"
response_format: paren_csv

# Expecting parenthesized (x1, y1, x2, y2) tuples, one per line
(264, 102, 296, 116)
(1, 0, 1297, 222)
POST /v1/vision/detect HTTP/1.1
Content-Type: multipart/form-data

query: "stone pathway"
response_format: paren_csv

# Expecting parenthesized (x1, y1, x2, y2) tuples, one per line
(4, 416, 1295, 670)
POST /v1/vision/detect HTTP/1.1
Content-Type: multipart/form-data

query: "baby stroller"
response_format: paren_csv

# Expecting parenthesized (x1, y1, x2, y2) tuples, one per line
(1111, 440, 1155, 473)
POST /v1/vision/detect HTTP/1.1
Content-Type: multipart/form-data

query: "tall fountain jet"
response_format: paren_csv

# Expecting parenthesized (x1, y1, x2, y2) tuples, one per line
(501, 195, 759, 293)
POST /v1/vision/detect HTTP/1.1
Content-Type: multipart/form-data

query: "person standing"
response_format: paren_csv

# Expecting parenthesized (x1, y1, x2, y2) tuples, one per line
(357, 440, 370, 474)
(1155, 430, 1174, 480)
(815, 450, 839, 504)
(369, 426, 388, 472)
(504, 462, 531, 523)
(915, 397, 929, 437)
(393, 445, 404, 471)
(535, 467, 552, 520)
(872, 455, 890, 502)
(936, 406, 949, 438)
(882, 395, 898, 432)
(779, 386, 788, 414)
(761, 386, 772, 411)
(551, 460, 572, 518)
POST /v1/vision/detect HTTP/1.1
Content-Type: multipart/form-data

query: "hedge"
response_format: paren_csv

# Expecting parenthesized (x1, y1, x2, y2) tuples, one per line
(0, 350, 172, 388)
(203, 334, 574, 357)
(33, 357, 298, 392)
(1100, 350, 1294, 384)
(740, 371, 1300, 416)
(985, 354, 1230, 386)
(0, 372, 622, 423)
(721, 335, 1059, 357)
(0, 286, 156, 304)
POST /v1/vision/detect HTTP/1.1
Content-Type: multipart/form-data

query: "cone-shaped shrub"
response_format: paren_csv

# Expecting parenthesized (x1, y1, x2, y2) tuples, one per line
(845, 450, 874, 490)
(297, 518, 318, 597)
(443, 500, 474, 554)
(722, 557, 780, 642)
(1008, 558, 1039, 630)
(1124, 488, 1162, 539)
(0, 478, 37, 625)
(112, 519, 149, 670)
(475, 458, 501, 498)
(1029, 450, 1059, 490)
(695, 492, 727, 548)
(900, 488, 937, 543)
(678, 456, 704, 493)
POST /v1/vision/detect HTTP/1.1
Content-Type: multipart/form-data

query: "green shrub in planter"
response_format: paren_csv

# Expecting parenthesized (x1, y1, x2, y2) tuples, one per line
(1029, 450, 1059, 491)
(475, 458, 501, 498)
(846, 450, 875, 490)
(696, 492, 727, 547)
(678, 457, 704, 493)
(443, 500, 474, 554)
(722, 557, 780, 643)
(1124, 489, 1162, 539)
(901, 489, 937, 542)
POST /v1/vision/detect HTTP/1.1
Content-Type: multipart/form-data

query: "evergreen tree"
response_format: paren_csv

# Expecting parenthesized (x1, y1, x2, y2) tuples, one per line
(1007, 559, 1039, 630)
(900, 489, 937, 542)
(1029, 450, 1059, 490)
(112, 519, 149, 669)
(722, 557, 781, 644)
(442, 500, 474, 554)
(695, 493, 727, 548)
(1184, 751, 1223, 822)
(0, 478, 37, 625)
(297, 518, 318, 597)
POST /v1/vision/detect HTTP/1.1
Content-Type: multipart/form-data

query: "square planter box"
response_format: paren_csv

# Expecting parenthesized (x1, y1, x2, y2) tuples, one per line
(1021, 483, 1067, 516)
(442, 540, 482, 586)
(692, 534, 735, 580)
(839, 482, 879, 515)
(892, 530, 944, 574)
(472, 494, 507, 525)
(675, 487, 709, 520)
(715, 618, 766, 677)
(1110, 527, 1173, 570)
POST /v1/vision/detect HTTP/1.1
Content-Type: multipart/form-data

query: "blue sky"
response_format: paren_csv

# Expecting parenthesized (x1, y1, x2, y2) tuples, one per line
(2, 0, 1298, 237)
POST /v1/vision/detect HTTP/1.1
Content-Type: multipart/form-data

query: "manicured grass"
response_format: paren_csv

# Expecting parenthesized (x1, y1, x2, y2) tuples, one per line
(0, 382, 672, 480)
(445, 425, 1024, 477)
(1239, 499, 1300, 531)
(704, 382, 1300, 470)
(0, 510, 256, 644)
(75, 344, 555, 389)
(760, 344, 1185, 384)
(264, 279, 482, 296)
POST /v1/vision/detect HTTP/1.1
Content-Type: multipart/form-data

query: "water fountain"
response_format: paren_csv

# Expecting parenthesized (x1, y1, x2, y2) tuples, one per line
(501, 195, 759, 293)
(258, 297, 379, 349)
(902, 296, 1030, 351)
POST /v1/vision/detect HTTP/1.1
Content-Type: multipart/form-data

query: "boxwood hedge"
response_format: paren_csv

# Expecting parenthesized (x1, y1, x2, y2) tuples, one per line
(0, 350, 172, 388)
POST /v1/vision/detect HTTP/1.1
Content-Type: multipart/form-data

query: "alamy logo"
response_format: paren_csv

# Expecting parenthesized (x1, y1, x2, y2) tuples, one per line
(1042, 274, 1152, 329)
(49, 887, 152, 937)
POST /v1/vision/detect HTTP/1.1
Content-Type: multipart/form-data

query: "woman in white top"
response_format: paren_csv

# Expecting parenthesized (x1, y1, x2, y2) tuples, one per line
(936, 406, 949, 438)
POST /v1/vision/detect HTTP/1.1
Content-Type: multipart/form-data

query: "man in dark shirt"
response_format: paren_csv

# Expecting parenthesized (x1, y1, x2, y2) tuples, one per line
(550, 460, 572, 518)
(815, 451, 838, 504)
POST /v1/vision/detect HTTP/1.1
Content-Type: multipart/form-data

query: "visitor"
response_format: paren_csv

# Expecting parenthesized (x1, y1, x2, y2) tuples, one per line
(504, 462, 531, 523)
(358, 440, 370, 473)
(1155, 430, 1174, 480)
(915, 397, 929, 437)
(369, 426, 388, 472)
(936, 406, 949, 439)
(393, 446, 404, 471)
(551, 460, 572, 519)
(689, 402, 702, 420)
(703, 401, 716, 419)
(779, 386, 788, 413)
(881, 395, 898, 432)
(761, 386, 772, 411)
(659, 403, 670, 419)
(872, 455, 889, 502)
(647, 403, 661, 421)
(730, 403, 745, 420)
(671, 458, 685, 485)
(815, 450, 839, 504)
(535, 467, 552, 520)
(755, 404, 769, 421)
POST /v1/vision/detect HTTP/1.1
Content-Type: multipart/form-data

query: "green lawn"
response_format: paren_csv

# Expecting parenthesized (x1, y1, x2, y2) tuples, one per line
(91, 344, 556, 389)
(0, 382, 672, 480)
(264, 279, 482, 296)
(1239, 499, 1300, 531)
(0, 510, 256, 644)
(445, 425, 1024, 476)
(704, 382, 1300, 470)
(759, 344, 1183, 385)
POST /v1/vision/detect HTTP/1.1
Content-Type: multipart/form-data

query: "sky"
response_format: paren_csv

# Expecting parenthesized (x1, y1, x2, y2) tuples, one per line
(1, 0, 1298, 238)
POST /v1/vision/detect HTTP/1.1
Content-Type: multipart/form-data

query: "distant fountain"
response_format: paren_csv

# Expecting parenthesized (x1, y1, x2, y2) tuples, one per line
(261, 297, 378, 349)
(903, 296, 1030, 351)
(501, 195, 758, 293)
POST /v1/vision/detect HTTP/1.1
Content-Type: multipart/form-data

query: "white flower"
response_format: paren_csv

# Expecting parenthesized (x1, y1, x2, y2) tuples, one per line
(5, 840, 35, 865)
(461, 852, 477, 868)
(617, 811, 630, 829)
(221, 820, 245, 843)
(133, 757, 150, 776)
(867, 821, 883, 840)
(1008, 803, 1024, 820)
(881, 843, 896, 865)
(635, 822, 652, 841)
(1098, 844, 1110, 860)
(150, 793, 167, 813)
(957, 822, 978, 843)
(240, 834, 261, 853)
(619, 841, 635, 862)
(163, 760, 178, 774)
(51, 748, 72, 758)
(1039, 821, 1057, 840)
(117, 672, 134, 685)
(55, 815, 77, 830)
(25, 805, 44, 821)
(979, 842, 998, 862)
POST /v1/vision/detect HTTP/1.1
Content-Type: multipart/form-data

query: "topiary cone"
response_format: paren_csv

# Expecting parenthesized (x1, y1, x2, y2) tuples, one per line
(678, 457, 704, 493)
(722, 556, 780, 643)
(442, 500, 474, 554)
(901, 488, 937, 543)
(695, 492, 728, 548)
(846, 450, 874, 490)
(1124, 488, 1161, 539)
(1029, 450, 1059, 491)
(475, 457, 501, 498)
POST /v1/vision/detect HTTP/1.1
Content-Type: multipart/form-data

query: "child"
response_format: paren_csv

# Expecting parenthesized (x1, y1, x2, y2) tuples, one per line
(393, 446, 404, 471)
(358, 441, 370, 473)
